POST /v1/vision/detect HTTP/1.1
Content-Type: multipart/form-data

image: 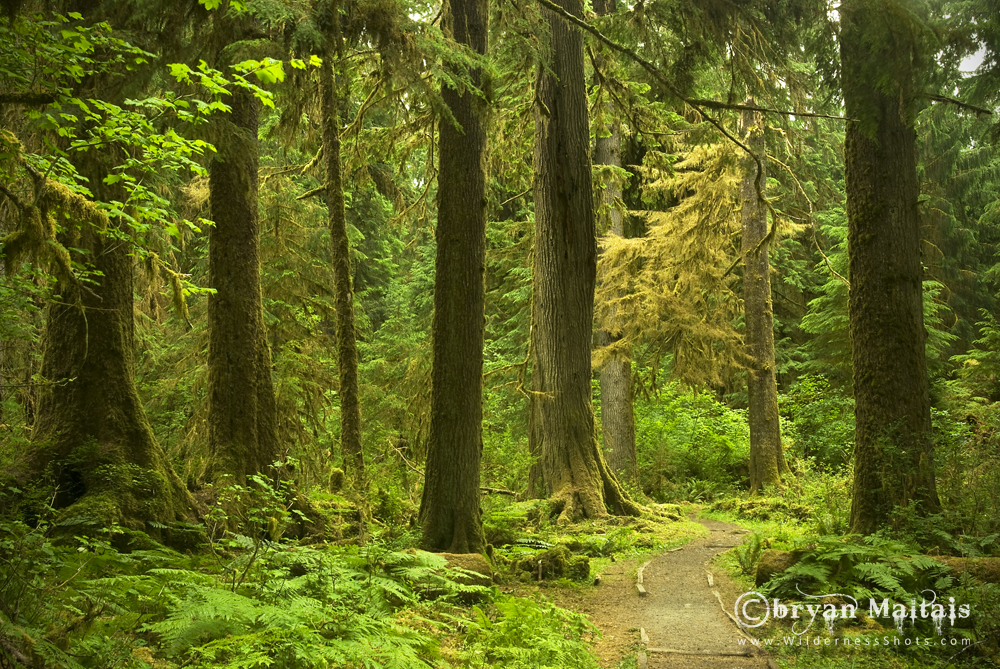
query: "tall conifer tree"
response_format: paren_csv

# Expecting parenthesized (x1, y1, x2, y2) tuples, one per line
(320, 0, 366, 484)
(529, 0, 639, 521)
(840, 0, 940, 533)
(418, 0, 489, 554)
(592, 0, 638, 488)
(739, 104, 789, 492)
(207, 84, 281, 484)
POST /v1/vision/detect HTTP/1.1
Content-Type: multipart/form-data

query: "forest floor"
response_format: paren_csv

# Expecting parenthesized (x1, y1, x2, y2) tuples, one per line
(542, 514, 775, 669)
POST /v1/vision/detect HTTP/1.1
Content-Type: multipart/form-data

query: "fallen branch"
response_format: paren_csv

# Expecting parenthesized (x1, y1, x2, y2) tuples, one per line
(0, 634, 38, 668)
(480, 486, 517, 496)
(0, 92, 56, 106)
(636, 558, 652, 596)
(714, 589, 758, 644)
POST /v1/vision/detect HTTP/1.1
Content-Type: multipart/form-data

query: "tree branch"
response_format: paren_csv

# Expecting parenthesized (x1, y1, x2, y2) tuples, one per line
(925, 93, 994, 116)
(0, 634, 39, 668)
(480, 486, 518, 496)
(0, 93, 56, 106)
(686, 98, 852, 121)
(296, 184, 327, 200)
(0, 183, 26, 211)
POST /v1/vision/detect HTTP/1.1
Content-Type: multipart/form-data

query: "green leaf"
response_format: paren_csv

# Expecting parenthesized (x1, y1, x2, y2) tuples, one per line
(254, 60, 285, 85)
(168, 63, 193, 83)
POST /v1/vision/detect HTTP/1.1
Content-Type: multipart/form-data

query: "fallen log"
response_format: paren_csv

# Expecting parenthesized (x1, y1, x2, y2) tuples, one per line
(755, 549, 1000, 586)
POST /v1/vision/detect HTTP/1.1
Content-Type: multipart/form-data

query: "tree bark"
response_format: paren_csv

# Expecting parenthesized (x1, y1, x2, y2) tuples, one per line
(320, 0, 365, 484)
(592, 0, 637, 489)
(595, 117, 638, 487)
(739, 105, 788, 494)
(529, 0, 640, 523)
(840, 0, 940, 534)
(16, 176, 197, 547)
(418, 0, 489, 554)
(206, 89, 281, 484)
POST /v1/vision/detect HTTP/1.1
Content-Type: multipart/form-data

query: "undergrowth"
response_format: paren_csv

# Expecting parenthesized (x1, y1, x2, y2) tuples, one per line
(0, 479, 607, 669)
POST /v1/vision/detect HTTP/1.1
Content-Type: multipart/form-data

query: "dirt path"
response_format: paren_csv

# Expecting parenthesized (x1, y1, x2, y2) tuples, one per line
(550, 515, 773, 668)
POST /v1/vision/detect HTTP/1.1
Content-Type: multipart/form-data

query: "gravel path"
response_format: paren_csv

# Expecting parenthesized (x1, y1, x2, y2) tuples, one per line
(637, 516, 771, 668)
(560, 514, 775, 668)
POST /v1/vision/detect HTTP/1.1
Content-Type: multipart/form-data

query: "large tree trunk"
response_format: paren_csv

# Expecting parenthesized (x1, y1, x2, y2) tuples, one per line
(739, 105, 788, 493)
(840, 0, 940, 534)
(15, 176, 197, 547)
(418, 0, 489, 555)
(595, 117, 638, 487)
(528, 0, 640, 523)
(206, 89, 281, 484)
(320, 1, 365, 484)
(591, 0, 637, 488)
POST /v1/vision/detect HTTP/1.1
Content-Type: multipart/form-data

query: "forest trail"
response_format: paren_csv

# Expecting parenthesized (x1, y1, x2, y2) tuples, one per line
(551, 515, 774, 668)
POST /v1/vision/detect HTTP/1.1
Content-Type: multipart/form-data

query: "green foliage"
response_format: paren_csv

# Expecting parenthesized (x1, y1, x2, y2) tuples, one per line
(950, 309, 1000, 402)
(634, 382, 751, 498)
(0, 496, 612, 669)
(733, 531, 766, 576)
(763, 534, 953, 606)
(460, 595, 601, 668)
(779, 375, 854, 470)
(142, 544, 456, 668)
(916, 408, 1000, 543)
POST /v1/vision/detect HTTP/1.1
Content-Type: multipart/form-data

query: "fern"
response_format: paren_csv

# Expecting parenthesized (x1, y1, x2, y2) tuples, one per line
(763, 534, 952, 604)
(460, 595, 601, 668)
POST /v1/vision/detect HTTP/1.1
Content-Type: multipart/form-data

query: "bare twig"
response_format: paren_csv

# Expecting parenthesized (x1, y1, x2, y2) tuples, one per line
(392, 443, 425, 478)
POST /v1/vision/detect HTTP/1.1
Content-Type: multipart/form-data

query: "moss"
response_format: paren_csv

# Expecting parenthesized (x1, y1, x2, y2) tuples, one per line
(328, 468, 345, 492)
(712, 497, 812, 522)
(517, 545, 591, 582)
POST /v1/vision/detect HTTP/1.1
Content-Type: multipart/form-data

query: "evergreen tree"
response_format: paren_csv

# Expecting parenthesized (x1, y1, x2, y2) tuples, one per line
(839, 0, 941, 533)
(591, 0, 638, 488)
(739, 104, 789, 492)
(0, 11, 207, 542)
(319, 0, 366, 485)
(206, 83, 281, 484)
(528, 0, 639, 521)
(419, 0, 490, 554)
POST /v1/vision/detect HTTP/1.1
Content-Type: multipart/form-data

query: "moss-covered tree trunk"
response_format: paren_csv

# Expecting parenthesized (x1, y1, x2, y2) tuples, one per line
(320, 0, 365, 485)
(418, 0, 489, 554)
(15, 175, 197, 546)
(592, 0, 637, 488)
(840, 0, 940, 534)
(206, 89, 280, 484)
(739, 105, 788, 494)
(528, 0, 640, 523)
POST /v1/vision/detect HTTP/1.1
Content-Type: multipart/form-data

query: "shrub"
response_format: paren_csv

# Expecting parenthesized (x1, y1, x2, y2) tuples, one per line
(635, 382, 751, 498)
(779, 375, 854, 470)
